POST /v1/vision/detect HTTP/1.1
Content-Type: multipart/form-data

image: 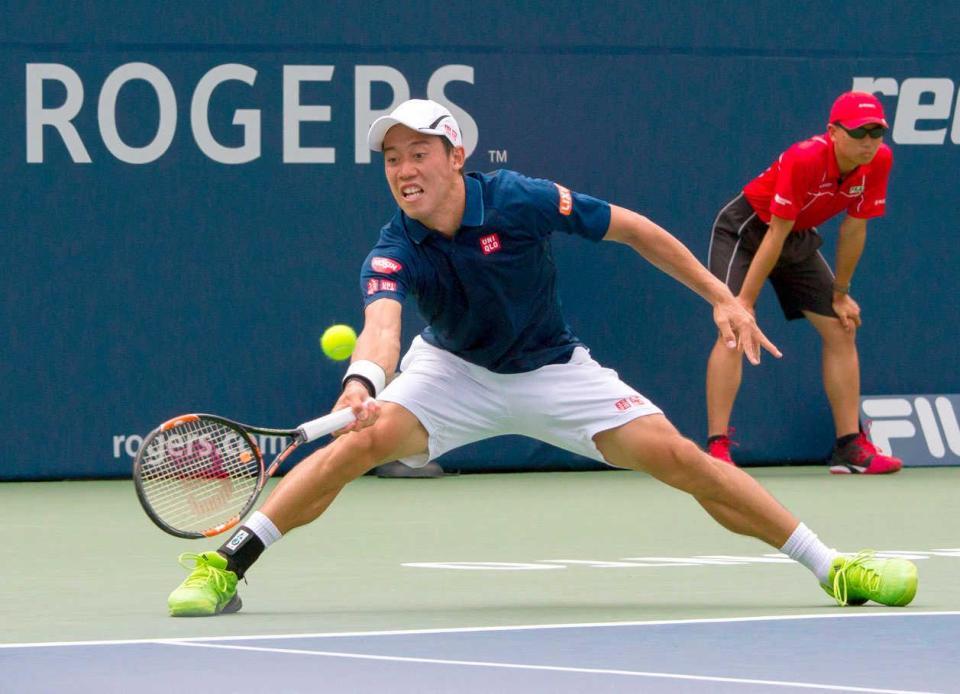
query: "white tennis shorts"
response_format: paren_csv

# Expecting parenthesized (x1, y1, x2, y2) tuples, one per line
(378, 336, 662, 468)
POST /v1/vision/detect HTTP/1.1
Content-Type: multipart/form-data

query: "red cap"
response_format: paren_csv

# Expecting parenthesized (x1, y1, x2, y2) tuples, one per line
(829, 91, 889, 128)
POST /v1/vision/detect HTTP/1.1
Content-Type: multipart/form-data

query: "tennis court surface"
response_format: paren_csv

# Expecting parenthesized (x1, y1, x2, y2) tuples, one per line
(2, 467, 958, 692)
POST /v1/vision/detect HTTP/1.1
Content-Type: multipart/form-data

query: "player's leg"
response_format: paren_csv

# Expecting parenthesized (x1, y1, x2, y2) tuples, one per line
(169, 336, 509, 616)
(595, 415, 797, 546)
(168, 403, 427, 617)
(593, 416, 916, 606)
(259, 403, 427, 533)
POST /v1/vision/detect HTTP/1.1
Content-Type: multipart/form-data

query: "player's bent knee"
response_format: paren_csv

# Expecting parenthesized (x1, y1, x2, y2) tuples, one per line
(312, 431, 383, 484)
(323, 420, 419, 482)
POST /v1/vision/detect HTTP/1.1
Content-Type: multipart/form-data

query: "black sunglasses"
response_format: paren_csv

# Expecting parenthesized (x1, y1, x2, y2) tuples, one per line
(835, 122, 887, 139)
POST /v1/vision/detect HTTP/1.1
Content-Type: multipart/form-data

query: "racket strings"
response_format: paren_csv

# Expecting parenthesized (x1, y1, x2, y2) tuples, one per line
(139, 419, 261, 533)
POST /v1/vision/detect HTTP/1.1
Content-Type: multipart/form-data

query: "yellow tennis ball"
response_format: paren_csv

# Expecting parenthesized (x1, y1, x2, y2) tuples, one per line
(320, 324, 357, 361)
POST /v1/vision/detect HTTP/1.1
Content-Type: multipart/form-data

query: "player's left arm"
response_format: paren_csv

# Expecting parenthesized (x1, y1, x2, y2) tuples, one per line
(603, 204, 781, 364)
(833, 215, 868, 331)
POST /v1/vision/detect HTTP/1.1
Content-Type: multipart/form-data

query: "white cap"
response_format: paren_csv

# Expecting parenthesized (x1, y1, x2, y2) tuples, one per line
(366, 99, 463, 152)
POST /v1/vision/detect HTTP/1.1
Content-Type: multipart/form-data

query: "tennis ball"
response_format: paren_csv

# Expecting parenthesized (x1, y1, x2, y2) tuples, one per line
(320, 324, 357, 361)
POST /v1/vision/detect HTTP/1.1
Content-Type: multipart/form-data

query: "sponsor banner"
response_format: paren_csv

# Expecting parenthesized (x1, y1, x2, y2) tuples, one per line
(861, 394, 960, 467)
(5, 9, 960, 479)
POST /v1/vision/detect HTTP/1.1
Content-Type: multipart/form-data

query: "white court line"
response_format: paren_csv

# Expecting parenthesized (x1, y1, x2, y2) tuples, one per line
(159, 641, 939, 694)
(1, 610, 958, 649)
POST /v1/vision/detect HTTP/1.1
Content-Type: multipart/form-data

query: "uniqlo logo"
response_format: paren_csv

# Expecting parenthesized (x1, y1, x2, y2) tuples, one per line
(366, 279, 380, 295)
(480, 233, 501, 255)
(615, 395, 646, 411)
(380, 279, 397, 292)
(442, 123, 460, 145)
(371, 257, 403, 273)
(555, 184, 573, 216)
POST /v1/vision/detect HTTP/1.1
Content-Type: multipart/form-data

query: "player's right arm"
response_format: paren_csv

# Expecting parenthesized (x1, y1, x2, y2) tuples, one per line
(333, 298, 403, 432)
(736, 215, 794, 308)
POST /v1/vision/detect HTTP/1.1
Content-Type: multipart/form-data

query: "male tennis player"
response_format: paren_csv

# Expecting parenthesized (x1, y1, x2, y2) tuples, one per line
(168, 99, 917, 616)
(705, 91, 901, 474)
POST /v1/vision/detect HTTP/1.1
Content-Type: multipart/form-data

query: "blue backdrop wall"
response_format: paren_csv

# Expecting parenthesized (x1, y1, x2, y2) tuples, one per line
(3, 2, 959, 479)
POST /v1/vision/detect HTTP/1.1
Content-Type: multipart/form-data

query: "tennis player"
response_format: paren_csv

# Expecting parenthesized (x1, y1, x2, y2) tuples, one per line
(705, 91, 901, 474)
(168, 99, 917, 616)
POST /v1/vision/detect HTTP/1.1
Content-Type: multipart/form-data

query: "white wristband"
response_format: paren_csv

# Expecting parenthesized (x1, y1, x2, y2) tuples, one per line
(342, 359, 386, 397)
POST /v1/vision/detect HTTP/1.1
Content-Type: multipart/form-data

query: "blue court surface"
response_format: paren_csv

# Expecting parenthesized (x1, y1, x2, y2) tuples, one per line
(2, 613, 957, 693)
(3, 470, 958, 693)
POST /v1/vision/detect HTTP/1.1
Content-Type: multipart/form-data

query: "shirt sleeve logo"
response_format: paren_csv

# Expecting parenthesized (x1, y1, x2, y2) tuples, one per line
(480, 233, 501, 255)
(371, 256, 403, 273)
(366, 278, 398, 295)
(773, 193, 793, 206)
(555, 183, 573, 216)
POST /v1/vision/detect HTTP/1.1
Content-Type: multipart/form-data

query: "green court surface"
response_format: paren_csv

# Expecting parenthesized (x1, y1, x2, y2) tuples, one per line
(2, 467, 958, 645)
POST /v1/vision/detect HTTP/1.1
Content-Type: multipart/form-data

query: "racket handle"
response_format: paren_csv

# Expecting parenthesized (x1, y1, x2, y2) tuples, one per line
(297, 407, 359, 442)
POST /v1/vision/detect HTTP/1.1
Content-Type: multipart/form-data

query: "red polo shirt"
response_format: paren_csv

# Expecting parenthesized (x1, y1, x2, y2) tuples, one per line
(743, 133, 892, 230)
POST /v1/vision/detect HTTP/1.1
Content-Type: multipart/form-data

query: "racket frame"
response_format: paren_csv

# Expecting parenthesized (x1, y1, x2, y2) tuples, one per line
(133, 407, 359, 539)
(133, 414, 303, 539)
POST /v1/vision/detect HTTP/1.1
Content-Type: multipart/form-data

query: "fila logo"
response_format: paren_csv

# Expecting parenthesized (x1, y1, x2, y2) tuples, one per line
(861, 395, 960, 460)
(480, 233, 501, 255)
(773, 193, 792, 206)
(555, 183, 573, 216)
(371, 257, 402, 273)
(848, 185, 865, 194)
(226, 529, 250, 551)
(615, 395, 646, 411)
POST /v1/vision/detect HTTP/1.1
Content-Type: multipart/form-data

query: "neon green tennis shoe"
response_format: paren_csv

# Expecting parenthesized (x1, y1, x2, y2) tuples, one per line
(821, 551, 918, 607)
(168, 551, 242, 617)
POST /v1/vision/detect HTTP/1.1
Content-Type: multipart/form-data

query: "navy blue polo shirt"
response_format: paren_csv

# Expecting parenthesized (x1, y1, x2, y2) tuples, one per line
(359, 169, 611, 373)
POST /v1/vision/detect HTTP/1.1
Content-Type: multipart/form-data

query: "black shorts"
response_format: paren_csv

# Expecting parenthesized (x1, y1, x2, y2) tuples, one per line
(707, 193, 836, 320)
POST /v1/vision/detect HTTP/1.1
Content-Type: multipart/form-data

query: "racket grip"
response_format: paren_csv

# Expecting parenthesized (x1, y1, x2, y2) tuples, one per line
(297, 407, 358, 442)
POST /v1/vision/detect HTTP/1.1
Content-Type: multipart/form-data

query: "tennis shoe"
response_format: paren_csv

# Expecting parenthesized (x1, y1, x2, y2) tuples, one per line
(820, 551, 918, 607)
(829, 433, 902, 474)
(168, 551, 242, 617)
(706, 431, 736, 465)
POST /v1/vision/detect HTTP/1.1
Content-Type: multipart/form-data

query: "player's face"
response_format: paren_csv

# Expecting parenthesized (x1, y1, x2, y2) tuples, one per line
(829, 122, 885, 170)
(382, 125, 464, 224)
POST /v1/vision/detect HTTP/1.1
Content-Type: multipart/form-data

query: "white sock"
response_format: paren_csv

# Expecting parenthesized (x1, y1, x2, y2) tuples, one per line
(780, 522, 839, 583)
(244, 511, 283, 548)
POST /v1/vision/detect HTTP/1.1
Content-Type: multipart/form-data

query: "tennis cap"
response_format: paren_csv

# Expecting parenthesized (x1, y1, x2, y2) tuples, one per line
(367, 99, 463, 152)
(829, 91, 889, 129)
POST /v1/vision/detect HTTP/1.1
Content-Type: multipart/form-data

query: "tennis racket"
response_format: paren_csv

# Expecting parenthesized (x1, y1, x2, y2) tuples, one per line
(133, 407, 357, 539)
